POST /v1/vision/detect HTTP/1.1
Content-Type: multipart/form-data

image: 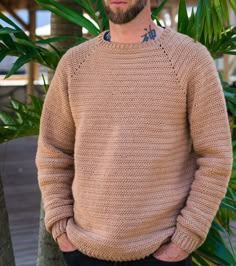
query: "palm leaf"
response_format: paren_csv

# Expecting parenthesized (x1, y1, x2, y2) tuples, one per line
(90, 0, 109, 30)
(228, 0, 236, 13)
(195, 0, 205, 40)
(192, 252, 212, 266)
(220, 0, 230, 24)
(5, 54, 32, 79)
(36, 0, 100, 36)
(213, 0, 224, 29)
(178, 0, 189, 34)
(73, 0, 100, 27)
(0, 95, 43, 143)
(203, 0, 212, 43)
(151, 0, 168, 26)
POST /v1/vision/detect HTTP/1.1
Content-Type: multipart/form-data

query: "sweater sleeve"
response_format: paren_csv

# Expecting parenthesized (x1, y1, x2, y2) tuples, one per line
(35, 49, 75, 241)
(170, 44, 233, 253)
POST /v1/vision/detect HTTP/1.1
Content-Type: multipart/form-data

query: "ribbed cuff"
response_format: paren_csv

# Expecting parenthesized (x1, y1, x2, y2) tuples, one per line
(51, 217, 69, 242)
(171, 223, 204, 253)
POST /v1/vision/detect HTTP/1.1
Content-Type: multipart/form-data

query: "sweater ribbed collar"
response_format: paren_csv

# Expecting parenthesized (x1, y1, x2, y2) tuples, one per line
(96, 26, 173, 51)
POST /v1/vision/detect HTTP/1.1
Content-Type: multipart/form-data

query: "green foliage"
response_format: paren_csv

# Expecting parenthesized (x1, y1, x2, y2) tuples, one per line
(0, 95, 43, 142)
(0, 12, 86, 77)
(0, 1, 236, 265)
(84, 0, 109, 30)
(35, 0, 101, 36)
(151, 0, 168, 26)
(0, 79, 48, 142)
(196, 224, 236, 265)
(178, 0, 236, 47)
(209, 26, 236, 58)
(222, 73, 236, 117)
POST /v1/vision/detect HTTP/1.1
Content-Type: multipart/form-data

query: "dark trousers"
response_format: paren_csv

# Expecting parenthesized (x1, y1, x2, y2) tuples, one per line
(62, 249, 193, 266)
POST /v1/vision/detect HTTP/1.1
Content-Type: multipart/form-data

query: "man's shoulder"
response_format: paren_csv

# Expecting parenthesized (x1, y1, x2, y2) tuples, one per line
(54, 36, 98, 76)
(168, 28, 205, 53)
(163, 28, 209, 65)
(60, 37, 97, 63)
(66, 36, 98, 59)
(73, 35, 98, 50)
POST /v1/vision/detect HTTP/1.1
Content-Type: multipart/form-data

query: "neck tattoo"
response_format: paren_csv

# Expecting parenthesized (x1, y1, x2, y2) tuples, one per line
(141, 25, 157, 42)
(104, 31, 111, 42)
(104, 25, 157, 43)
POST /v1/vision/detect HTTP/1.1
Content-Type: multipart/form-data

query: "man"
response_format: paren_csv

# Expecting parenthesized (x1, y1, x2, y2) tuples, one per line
(35, 0, 233, 265)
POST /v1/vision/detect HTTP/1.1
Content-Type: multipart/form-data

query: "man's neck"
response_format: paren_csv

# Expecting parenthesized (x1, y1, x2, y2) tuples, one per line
(107, 3, 164, 43)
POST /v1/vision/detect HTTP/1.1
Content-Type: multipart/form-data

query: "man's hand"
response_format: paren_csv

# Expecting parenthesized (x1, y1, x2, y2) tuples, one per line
(152, 242, 190, 262)
(56, 233, 77, 252)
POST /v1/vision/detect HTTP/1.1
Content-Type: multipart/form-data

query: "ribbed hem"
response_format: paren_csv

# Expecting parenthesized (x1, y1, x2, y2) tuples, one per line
(170, 223, 203, 253)
(51, 217, 69, 242)
(66, 217, 176, 262)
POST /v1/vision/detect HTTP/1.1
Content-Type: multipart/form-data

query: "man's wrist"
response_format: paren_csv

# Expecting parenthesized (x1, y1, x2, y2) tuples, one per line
(171, 223, 203, 253)
(51, 218, 69, 242)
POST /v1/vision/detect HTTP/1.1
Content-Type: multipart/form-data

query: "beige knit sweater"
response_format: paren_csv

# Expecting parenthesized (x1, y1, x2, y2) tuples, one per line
(35, 26, 233, 262)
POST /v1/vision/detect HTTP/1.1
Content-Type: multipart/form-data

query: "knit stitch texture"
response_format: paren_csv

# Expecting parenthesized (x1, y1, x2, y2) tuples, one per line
(35, 26, 233, 262)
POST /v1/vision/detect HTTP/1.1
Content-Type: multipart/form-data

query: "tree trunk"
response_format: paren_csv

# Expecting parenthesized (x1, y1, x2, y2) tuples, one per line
(0, 175, 15, 266)
(50, 0, 83, 51)
(37, 1, 82, 265)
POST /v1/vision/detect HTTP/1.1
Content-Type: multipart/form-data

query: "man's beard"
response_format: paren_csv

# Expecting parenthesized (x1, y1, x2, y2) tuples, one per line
(103, 0, 148, 24)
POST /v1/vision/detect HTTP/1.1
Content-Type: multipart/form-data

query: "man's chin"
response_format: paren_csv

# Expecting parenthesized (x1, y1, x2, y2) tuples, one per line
(108, 17, 134, 24)
(110, 21, 128, 25)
